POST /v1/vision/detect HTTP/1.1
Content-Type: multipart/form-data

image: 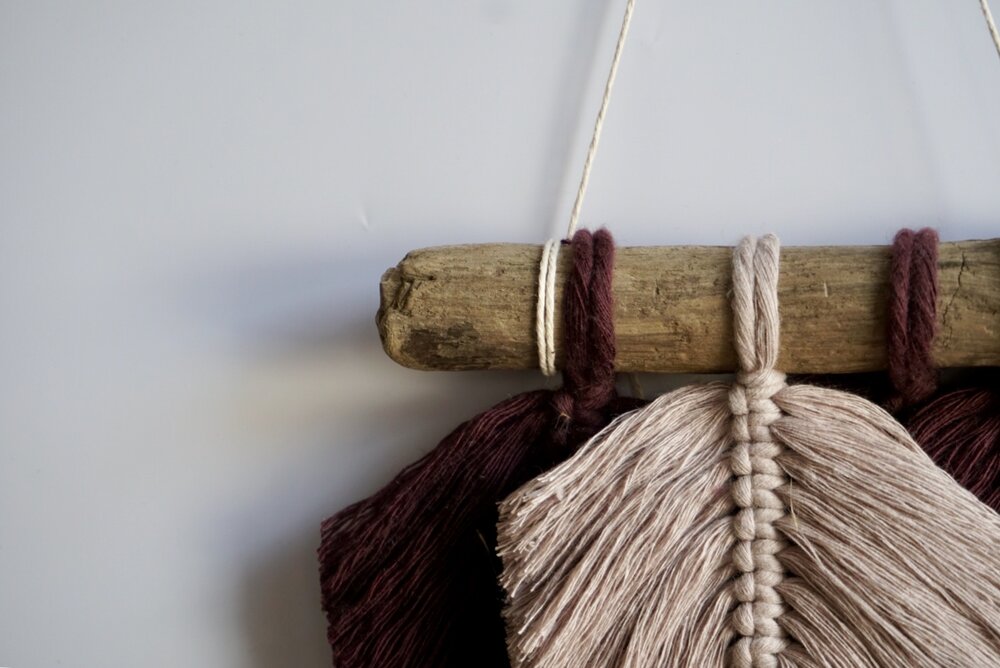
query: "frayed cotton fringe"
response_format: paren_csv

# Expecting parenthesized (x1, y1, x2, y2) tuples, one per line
(498, 382, 1000, 667)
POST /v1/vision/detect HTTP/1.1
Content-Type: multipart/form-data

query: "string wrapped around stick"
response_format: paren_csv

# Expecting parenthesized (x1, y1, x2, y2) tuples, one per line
(497, 234, 1000, 668)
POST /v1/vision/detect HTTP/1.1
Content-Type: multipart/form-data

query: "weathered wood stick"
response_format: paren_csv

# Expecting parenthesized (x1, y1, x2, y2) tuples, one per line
(377, 239, 1000, 373)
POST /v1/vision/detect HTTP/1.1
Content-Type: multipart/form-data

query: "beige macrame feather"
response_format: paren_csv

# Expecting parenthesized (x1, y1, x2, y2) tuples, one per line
(497, 235, 1000, 668)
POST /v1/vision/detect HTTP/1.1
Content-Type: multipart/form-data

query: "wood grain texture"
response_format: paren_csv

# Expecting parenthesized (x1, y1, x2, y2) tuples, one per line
(376, 239, 1000, 373)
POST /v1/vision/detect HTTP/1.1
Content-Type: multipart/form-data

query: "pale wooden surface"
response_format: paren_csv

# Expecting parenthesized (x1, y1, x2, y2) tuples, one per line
(377, 239, 1000, 373)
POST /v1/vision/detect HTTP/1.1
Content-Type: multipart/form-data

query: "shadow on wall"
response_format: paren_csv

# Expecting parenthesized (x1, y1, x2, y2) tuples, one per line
(198, 260, 540, 667)
(213, 2, 623, 658)
(230, 352, 538, 667)
(240, 530, 332, 667)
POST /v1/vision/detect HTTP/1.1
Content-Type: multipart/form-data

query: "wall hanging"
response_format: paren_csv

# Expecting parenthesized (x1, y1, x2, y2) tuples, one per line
(319, 1, 1000, 666)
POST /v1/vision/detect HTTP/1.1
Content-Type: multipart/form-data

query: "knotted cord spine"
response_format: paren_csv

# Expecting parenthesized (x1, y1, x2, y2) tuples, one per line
(729, 236, 789, 668)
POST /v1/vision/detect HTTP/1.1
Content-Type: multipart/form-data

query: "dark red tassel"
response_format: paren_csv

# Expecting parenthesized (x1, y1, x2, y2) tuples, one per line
(886, 228, 999, 512)
(907, 384, 1000, 510)
(318, 229, 642, 667)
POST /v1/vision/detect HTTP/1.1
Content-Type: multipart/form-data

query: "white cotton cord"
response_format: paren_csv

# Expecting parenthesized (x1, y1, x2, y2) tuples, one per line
(566, 0, 636, 239)
(536, 0, 636, 374)
(981, 0, 1000, 61)
(536, 239, 560, 376)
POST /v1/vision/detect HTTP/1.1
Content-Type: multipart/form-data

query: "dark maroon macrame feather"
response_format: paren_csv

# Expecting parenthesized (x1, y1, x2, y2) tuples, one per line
(318, 229, 642, 667)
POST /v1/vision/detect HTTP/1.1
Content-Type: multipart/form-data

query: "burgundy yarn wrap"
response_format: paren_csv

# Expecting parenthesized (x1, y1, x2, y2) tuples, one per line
(886, 227, 999, 512)
(886, 227, 939, 412)
(318, 229, 641, 667)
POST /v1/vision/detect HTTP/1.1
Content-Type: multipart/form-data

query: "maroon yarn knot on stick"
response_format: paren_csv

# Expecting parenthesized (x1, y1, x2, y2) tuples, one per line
(318, 228, 641, 668)
(886, 227, 939, 412)
(548, 231, 618, 450)
(885, 227, 999, 512)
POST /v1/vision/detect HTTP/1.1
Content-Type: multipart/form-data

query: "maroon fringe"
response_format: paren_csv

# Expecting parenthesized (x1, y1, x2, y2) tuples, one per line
(318, 229, 642, 667)
(908, 384, 1000, 510)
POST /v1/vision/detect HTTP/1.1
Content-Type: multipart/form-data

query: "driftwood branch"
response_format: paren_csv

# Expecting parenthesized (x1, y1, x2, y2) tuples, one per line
(377, 239, 1000, 373)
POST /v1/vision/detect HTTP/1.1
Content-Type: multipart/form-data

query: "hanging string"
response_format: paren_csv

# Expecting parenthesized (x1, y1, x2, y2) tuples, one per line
(566, 0, 636, 238)
(981, 0, 1000, 61)
(537, 0, 636, 375)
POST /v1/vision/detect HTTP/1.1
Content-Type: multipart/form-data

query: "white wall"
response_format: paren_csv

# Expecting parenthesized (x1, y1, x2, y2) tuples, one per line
(1, 2, 998, 666)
